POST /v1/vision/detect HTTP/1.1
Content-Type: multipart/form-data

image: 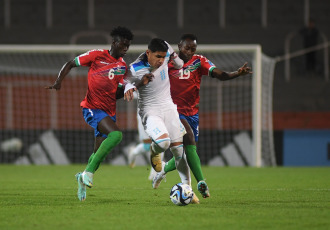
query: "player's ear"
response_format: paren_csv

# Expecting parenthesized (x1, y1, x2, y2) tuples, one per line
(146, 49, 151, 57)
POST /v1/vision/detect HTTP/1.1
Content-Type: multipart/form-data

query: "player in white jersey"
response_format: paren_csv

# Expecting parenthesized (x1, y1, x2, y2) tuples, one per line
(124, 38, 191, 187)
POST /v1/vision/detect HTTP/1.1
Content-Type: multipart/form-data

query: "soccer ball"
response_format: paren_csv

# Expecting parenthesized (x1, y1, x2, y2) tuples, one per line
(169, 183, 194, 206)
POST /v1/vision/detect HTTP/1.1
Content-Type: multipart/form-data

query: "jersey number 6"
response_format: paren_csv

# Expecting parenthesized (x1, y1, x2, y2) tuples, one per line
(108, 69, 115, 80)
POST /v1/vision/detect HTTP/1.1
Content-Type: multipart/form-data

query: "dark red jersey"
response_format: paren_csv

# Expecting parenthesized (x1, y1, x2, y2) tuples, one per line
(169, 55, 215, 116)
(75, 49, 127, 116)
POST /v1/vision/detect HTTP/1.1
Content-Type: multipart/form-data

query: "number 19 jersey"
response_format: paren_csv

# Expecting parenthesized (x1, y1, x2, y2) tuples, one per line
(169, 55, 216, 116)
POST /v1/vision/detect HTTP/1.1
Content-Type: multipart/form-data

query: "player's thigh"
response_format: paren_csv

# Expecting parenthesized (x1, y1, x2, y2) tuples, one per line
(98, 116, 120, 134)
(164, 110, 186, 141)
(145, 115, 169, 141)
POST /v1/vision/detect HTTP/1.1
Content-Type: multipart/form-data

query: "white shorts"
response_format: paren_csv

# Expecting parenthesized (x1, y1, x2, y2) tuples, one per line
(137, 112, 149, 141)
(140, 107, 186, 142)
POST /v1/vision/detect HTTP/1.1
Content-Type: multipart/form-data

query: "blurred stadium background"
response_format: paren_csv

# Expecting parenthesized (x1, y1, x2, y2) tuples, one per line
(0, 0, 330, 167)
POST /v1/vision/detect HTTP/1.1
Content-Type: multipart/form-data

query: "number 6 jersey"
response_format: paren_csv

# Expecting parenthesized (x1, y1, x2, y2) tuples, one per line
(75, 49, 127, 117)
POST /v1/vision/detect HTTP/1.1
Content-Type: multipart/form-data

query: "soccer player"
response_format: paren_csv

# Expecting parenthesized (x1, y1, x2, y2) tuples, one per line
(46, 26, 136, 202)
(124, 38, 192, 191)
(152, 34, 252, 199)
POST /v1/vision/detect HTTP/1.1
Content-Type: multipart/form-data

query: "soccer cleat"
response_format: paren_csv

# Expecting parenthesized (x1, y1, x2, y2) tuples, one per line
(75, 172, 86, 201)
(81, 171, 94, 188)
(152, 162, 166, 189)
(197, 181, 210, 198)
(127, 146, 136, 168)
(150, 149, 162, 172)
(191, 193, 200, 204)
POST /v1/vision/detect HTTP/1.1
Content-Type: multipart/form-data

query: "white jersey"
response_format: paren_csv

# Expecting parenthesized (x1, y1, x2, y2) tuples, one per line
(129, 49, 182, 113)
(128, 43, 186, 141)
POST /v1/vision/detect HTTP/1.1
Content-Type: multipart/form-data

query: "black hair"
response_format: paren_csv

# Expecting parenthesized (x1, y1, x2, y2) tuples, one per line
(110, 26, 134, 41)
(148, 38, 168, 52)
(180, 34, 198, 42)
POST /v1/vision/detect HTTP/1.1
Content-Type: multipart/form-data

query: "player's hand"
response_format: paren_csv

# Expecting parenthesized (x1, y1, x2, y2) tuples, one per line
(45, 81, 61, 90)
(169, 52, 178, 61)
(124, 88, 136, 101)
(237, 62, 252, 76)
(141, 73, 154, 85)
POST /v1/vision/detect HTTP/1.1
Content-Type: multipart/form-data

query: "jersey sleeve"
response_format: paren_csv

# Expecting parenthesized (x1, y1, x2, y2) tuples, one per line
(74, 49, 103, 67)
(200, 55, 216, 76)
(130, 62, 150, 80)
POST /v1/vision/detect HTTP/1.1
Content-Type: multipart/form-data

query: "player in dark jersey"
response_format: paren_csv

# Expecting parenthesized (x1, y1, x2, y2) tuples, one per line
(152, 34, 252, 201)
(46, 26, 134, 202)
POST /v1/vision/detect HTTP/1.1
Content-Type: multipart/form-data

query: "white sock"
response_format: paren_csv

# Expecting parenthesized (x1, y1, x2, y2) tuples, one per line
(170, 145, 190, 185)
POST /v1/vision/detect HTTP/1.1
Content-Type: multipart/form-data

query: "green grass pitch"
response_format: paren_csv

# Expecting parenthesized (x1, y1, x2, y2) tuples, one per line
(0, 165, 329, 230)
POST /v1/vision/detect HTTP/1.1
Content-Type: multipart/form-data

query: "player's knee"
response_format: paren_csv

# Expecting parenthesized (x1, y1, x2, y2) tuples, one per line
(170, 144, 184, 159)
(151, 138, 170, 153)
(108, 131, 122, 145)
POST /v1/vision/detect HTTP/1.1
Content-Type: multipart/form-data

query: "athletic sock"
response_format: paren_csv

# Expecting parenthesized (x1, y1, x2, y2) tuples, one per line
(164, 157, 176, 173)
(185, 145, 204, 182)
(87, 153, 95, 165)
(170, 145, 190, 185)
(85, 131, 122, 173)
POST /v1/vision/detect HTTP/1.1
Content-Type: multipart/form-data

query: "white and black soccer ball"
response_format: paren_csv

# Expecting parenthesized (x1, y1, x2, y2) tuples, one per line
(169, 183, 194, 206)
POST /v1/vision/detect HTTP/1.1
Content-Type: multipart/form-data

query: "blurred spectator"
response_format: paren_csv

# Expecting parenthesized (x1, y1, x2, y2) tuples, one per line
(300, 19, 320, 73)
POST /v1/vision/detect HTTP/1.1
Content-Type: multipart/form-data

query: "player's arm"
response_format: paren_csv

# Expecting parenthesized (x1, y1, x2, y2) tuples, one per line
(45, 60, 77, 90)
(211, 62, 252, 81)
(166, 41, 184, 69)
(116, 85, 125, 99)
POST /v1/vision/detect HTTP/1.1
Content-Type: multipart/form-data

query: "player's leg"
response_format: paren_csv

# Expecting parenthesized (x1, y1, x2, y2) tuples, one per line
(181, 117, 210, 198)
(84, 117, 122, 180)
(81, 109, 122, 187)
(164, 115, 209, 198)
(181, 118, 205, 182)
(165, 109, 190, 185)
(144, 115, 171, 172)
(169, 141, 190, 185)
(86, 136, 105, 171)
(164, 118, 204, 180)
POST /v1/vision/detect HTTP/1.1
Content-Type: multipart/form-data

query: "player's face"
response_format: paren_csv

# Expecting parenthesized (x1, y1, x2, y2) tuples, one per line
(146, 50, 167, 69)
(178, 39, 197, 63)
(111, 38, 131, 58)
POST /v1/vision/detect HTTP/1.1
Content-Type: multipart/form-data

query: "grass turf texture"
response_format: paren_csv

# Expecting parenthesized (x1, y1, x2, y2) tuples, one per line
(0, 165, 329, 230)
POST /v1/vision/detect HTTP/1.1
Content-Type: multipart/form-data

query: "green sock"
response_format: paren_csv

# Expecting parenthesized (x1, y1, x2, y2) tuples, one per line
(185, 145, 204, 182)
(164, 145, 204, 182)
(87, 153, 102, 172)
(164, 157, 176, 173)
(87, 153, 95, 165)
(85, 131, 122, 173)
